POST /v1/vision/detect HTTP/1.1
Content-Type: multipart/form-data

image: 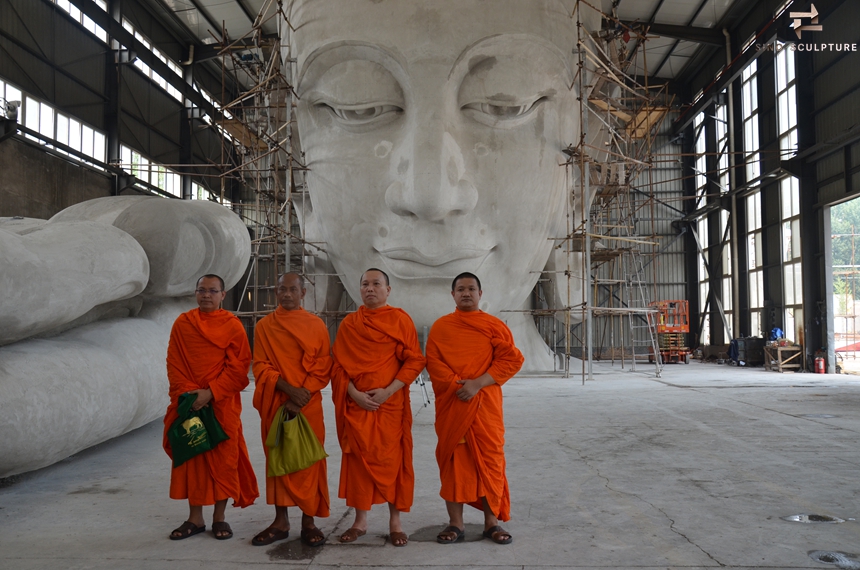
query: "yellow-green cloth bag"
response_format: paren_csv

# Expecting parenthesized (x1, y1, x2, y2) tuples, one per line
(265, 405, 328, 477)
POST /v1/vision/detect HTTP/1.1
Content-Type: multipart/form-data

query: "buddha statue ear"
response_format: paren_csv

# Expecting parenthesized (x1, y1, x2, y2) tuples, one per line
(291, 172, 345, 314)
(541, 76, 610, 329)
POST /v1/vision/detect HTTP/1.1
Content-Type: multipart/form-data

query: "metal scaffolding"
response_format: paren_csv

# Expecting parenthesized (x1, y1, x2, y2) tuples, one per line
(539, 0, 673, 381)
(211, 2, 349, 341)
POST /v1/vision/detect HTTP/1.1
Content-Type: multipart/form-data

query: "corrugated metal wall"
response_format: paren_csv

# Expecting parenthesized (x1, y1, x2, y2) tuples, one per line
(647, 128, 688, 305)
(562, 115, 688, 360)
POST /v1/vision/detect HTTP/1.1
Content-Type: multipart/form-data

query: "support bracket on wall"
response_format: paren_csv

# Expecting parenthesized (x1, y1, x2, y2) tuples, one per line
(113, 172, 137, 196)
(0, 118, 18, 145)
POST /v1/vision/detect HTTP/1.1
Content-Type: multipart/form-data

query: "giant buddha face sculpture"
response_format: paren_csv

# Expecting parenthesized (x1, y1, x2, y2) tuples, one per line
(291, 0, 597, 345)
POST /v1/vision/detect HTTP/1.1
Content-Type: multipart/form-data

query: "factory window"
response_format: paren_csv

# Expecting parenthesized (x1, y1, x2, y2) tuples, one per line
(720, 209, 733, 338)
(693, 112, 707, 209)
(3, 77, 105, 166)
(831, 198, 860, 361)
(697, 216, 710, 346)
(747, 191, 764, 336)
(118, 146, 231, 206)
(120, 145, 181, 197)
(192, 182, 232, 207)
(121, 19, 183, 102)
(715, 96, 729, 193)
(56, 113, 105, 164)
(53, 0, 108, 44)
(0, 79, 22, 115)
(741, 60, 760, 185)
(781, 176, 802, 340)
(775, 42, 798, 159)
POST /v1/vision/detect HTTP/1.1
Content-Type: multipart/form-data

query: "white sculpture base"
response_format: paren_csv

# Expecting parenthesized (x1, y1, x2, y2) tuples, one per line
(0, 297, 195, 479)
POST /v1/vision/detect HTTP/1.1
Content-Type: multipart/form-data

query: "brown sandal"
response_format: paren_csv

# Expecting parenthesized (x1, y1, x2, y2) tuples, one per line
(339, 527, 366, 543)
(482, 525, 512, 545)
(252, 526, 290, 546)
(436, 525, 464, 544)
(169, 520, 205, 540)
(211, 521, 233, 540)
(301, 526, 326, 547)
(389, 531, 408, 547)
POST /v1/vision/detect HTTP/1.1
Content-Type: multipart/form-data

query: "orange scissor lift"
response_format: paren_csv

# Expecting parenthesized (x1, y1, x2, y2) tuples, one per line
(649, 300, 691, 364)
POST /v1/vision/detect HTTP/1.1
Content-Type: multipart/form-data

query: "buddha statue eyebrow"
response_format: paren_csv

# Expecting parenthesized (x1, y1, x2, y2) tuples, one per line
(447, 34, 572, 83)
(468, 56, 497, 75)
(297, 41, 408, 92)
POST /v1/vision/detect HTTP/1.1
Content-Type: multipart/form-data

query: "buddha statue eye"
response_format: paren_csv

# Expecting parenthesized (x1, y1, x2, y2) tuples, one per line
(461, 97, 547, 127)
(316, 103, 403, 128)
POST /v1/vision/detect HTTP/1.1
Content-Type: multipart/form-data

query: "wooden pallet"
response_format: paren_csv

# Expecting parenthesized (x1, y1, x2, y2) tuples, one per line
(764, 345, 802, 373)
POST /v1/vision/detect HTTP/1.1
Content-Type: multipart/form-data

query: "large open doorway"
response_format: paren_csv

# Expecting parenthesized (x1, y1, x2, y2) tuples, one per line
(830, 197, 860, 374)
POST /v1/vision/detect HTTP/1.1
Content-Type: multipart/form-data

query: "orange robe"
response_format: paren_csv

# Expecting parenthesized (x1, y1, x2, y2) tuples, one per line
(163, 308, 259, 508)
(425, 308, 524, 521)
(331, 305, 426, 512)
(252, 306, 332, 517)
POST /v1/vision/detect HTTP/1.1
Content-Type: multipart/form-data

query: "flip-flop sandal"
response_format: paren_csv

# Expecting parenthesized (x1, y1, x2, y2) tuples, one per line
(482, 525, 513, 545)
(211, 521, 233, 540)
(169, 521, 206, 540)
(339, 527, 366, 543)
(389, 531, 408, 547)
(436, 525, 465, 544)
(252, 526, 290, 546)
(300, 526, 326, 547)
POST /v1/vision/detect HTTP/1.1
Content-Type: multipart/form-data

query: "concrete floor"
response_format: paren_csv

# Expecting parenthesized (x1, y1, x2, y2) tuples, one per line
(2, 361, 860, 569)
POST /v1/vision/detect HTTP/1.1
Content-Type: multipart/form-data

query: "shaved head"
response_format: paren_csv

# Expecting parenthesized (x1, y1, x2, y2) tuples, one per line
(276, 272, 307, 310)
(361, 268, 389, 286)
(279, 272, 305, 289)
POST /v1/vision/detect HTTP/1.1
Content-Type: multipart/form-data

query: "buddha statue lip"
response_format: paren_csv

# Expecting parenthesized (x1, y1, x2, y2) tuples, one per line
(375, 246, 493, 279)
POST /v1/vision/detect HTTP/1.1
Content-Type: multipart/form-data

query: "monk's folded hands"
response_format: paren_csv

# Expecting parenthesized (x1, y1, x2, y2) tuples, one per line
(367, 379, 405, 405)
(278, 378, 311, 407)
(347, 381, 380, 411)
(455, 373, 496, 402)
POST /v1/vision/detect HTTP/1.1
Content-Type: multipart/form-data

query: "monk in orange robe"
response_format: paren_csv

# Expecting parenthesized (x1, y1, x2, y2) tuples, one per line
(251, 273, 332, 547)
(426, 272, 524, 546)
(163, 274, 259, 540)
(331, 268, 426, 547)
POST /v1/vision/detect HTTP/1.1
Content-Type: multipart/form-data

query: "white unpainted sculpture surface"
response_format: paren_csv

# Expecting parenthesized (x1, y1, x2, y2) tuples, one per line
(0, 298, 195, 478)
(290, 0, 603, 370)
(0, 198, 251, 478)
(52, 196, 251, 296)
(0, 221, 149, 345)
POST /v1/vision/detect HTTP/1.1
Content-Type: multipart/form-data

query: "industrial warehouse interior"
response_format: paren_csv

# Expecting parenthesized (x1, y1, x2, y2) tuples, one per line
(1, 0, 860, 568)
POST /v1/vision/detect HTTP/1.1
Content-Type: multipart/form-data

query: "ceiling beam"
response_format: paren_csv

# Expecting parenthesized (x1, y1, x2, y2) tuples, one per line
(184, 0, 224, 40)
(647, 0, 716, 78)
(67, 0, 219, 118)
(673, 0, 854, 131)
(624, 22, 726, 46)
(624, 0, 668, 66)
(193, 31, 279, 62)
(672, 0, 765, 88)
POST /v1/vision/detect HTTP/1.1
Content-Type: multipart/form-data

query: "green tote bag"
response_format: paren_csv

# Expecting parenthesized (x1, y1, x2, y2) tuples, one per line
(265, 405, 328, 477)
(167, 392, 230, 468)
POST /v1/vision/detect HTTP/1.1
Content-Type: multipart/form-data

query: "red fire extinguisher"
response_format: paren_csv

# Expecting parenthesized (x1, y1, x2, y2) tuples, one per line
(815, 356, 825, 374)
